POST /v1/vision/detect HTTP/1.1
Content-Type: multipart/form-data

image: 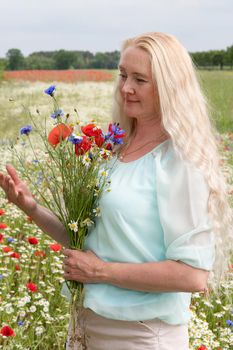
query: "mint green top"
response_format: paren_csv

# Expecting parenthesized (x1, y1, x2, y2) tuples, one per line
(83, 139, 215, 325)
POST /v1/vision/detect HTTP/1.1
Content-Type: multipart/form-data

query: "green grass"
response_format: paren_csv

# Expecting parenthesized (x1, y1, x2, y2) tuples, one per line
(198, 70, 233, 132)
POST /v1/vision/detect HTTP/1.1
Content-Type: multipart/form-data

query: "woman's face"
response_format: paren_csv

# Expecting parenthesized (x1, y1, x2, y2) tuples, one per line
(118, 46, 160, 121)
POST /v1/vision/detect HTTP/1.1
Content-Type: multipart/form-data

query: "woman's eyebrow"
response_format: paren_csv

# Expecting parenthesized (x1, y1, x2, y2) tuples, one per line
(118, 66, 148, 77)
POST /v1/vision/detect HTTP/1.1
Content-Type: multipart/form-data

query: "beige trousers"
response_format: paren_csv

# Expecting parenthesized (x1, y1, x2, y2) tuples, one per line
(65, 308, 189, 350)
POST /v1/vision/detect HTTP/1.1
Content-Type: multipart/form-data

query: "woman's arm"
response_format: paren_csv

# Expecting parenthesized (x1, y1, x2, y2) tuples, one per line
(0, 165, 69, 247)
(27, 204, 69, 247)
(63, 249, 209, 293)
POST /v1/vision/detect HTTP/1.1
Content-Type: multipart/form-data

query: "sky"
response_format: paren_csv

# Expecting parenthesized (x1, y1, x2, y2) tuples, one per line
(0, 0, 232, 57)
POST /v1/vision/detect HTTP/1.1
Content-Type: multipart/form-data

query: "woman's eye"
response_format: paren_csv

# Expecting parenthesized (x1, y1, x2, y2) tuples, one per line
(136, 78, 146, 83)
(119, 73, 127, 79)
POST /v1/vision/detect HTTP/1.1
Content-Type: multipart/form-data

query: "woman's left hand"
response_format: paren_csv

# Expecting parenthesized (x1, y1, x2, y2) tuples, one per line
(63, 249, 106, 283)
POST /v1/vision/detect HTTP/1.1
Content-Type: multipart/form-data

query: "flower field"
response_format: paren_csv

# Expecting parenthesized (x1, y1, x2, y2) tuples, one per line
(0, 79, 232, 349)
(4, 70, 115, 83)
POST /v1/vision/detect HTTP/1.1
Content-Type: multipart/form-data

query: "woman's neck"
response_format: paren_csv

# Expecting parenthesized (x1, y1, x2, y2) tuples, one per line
(133, 117, 166, 143)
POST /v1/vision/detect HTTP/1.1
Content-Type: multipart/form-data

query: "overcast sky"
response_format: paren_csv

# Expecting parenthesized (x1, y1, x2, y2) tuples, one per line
(0, 0, 232, 57)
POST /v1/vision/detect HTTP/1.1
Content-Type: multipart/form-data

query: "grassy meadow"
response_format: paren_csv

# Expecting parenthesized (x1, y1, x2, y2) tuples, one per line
(0, 71, 232, 349)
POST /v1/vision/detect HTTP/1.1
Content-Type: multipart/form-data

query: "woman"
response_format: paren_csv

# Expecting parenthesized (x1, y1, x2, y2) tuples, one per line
(0, 32, 231, 350)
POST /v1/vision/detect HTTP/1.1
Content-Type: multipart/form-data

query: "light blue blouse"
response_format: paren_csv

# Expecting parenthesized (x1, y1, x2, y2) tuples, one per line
(83, 139, 215, 325)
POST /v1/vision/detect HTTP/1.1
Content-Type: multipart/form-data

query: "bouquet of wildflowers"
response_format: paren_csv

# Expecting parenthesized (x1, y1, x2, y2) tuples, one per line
(15, 85, 125, 348)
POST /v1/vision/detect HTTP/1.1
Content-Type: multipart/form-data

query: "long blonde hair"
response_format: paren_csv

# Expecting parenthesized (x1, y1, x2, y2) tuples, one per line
(113, 32, 232, 288)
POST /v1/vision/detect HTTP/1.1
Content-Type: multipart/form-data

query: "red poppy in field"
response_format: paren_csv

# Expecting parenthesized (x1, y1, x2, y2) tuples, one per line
(0, 209, 5, 216)
(0, 223, 8, 229)
(197, 346, 208, 350)
(75, 136, 92, 155)
(2, 246, 12, 253)
(81, 123, 105, 147)
(34, 250, 46, 257)
(26, 282, 37, 293)
(10, 252, 20, 259)
(4, 69, 114, 83)
(0, 233, 3, 243)
(0, 325, 15, 337)
(15, 264, 21, 271)
(48, 123, 73, 147)
(50, 243, 62, 252)
(28, 237, 39, 245)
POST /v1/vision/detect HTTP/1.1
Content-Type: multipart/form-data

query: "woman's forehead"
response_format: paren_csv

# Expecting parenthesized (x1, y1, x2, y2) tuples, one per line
(119, 46, 151, 75)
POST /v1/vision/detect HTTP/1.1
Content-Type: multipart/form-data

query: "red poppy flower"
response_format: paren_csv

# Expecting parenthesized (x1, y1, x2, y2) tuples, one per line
(2, 246, 12, 253)
(0, 233, 3, 243)
(48, 123, 73, 147)
(28, 237, 39, 245)
(81, 123, 105, 147)
(75, 136, 92, 155)
(81, 123, 100, 137)
(197, 346, 208, 350)
(0, 223, 7, 229)
(34, 250, 46, 257)
(15, 264, 21, 271)
(0, 325, 15, 337)
(10, 252, 20, 259)
(0, 209, 5, 216)
(26, 282, 37, 292)
(50, 243, 62, 252)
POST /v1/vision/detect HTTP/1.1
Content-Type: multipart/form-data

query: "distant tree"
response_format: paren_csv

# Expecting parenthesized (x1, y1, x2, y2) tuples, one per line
(24, 54, 55, 70)
(54, 50, 77, 69)
(6, 48, 24, 70)
(226, 45, 233, 69)
(212, 50, 225, 70)
(90, 51, 120, 69)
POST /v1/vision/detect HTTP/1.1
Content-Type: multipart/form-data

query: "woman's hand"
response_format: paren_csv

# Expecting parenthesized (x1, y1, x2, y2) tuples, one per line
(63, 249, 107, 284)
(0, 164, 37, 215)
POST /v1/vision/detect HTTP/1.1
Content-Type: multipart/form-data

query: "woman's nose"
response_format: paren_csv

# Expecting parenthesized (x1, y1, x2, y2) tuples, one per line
(121, 80, 135, 95)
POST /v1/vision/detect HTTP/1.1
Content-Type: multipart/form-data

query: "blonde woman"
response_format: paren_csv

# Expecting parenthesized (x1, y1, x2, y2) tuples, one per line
(0, 32, 231, 350)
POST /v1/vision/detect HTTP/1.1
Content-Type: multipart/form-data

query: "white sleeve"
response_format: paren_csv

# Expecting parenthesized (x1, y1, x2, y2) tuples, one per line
(154, 143, 215, 271)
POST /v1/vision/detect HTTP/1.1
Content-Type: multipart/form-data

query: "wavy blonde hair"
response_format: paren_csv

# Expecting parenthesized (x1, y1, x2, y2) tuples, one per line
(112, 32, 232, 289)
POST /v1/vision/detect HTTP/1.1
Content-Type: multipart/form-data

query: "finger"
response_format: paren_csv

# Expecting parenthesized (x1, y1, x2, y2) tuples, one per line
(63, 264, 69, 273)
(8, 179, 18, 198)
(62, 248, 70, 257)
(6, 164, 21, 185)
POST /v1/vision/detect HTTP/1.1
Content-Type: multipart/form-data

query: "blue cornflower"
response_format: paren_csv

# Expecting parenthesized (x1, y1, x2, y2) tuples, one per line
(112, 137, 123, 145)
(44, 85, 56, 96)
(0, 274, 3, 280)
(68, 134, 83, 145)
(20, 125, 32, 136)
(32, 159, 39, 164)
(50, 109, 64, 119)
(226, 319, 233, 326)
(7, 237, 14, 243)
(105, 123, 125, 145)
(17, 320, 24, 327)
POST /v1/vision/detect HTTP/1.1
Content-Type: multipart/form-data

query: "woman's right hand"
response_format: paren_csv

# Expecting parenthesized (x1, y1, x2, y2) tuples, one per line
(0, 164, 37, 215)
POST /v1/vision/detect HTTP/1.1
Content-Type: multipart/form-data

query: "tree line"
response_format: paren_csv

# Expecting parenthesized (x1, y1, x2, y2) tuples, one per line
(0, 49, 120, 71)
(0, 45, 233, 71)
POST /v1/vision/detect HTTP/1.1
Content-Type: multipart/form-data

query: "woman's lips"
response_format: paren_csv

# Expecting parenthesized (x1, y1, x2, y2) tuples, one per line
(125, 99, 139, 103)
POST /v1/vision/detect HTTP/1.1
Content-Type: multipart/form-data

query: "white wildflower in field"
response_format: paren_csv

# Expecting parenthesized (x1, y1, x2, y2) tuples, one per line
(35, 326, 44, 336)
(29, 305, 37, 313)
